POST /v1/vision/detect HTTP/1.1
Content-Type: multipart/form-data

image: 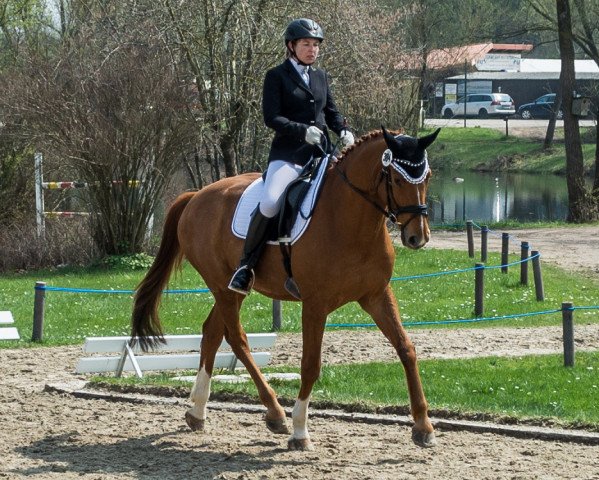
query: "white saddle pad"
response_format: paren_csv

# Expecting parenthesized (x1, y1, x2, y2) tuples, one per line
(232, 157, 329, 245)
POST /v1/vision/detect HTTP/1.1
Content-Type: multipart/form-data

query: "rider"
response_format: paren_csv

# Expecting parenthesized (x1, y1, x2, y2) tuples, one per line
(228, 17, 355, 295)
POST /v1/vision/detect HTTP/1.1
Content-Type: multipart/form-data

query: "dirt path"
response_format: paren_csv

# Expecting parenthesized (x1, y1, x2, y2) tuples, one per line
(425, 225, 599, 278)
(1, 226, 598, 479)
(1, 340, 599, 480)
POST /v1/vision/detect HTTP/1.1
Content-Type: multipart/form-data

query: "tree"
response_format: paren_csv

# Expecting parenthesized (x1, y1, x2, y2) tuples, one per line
(158, 0, 285, 178)
(556, 0, 594, 221)
(530, 0, 599, 220)
(0, 0, 437, 265)
(316, 3, 415, 133)
(1, 2, 199, 254)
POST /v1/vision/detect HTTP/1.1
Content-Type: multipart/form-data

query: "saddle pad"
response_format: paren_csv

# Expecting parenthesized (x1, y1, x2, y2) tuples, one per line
(232, 157, 329, 245)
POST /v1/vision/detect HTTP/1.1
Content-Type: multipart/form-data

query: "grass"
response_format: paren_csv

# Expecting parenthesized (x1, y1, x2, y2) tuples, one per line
(424, 126, 597, 175)
(1, 240, 598, 347)
(92, 351, 599, 429)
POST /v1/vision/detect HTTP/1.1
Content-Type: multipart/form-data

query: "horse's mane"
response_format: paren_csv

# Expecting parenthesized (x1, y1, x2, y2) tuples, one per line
(337, 128, 403, 163)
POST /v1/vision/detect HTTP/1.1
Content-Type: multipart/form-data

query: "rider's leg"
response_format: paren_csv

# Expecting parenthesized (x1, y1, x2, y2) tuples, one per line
(228, 160, 303, 295)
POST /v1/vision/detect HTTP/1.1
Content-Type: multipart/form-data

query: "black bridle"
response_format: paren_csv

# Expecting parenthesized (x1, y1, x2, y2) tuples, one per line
(334, 157, 428, 231)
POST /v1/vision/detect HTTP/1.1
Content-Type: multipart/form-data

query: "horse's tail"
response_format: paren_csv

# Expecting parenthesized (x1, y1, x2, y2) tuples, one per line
(131, 191, 195, 351)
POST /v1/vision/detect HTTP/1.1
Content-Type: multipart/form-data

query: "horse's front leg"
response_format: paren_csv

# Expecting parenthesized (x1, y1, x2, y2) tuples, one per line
(359, 285, 436, 448)
(288, 305, 327, 451)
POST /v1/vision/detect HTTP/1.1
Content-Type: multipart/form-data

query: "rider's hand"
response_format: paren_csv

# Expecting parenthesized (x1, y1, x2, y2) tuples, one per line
(305, 126, 323, 145)
(340, 130, 355, 147)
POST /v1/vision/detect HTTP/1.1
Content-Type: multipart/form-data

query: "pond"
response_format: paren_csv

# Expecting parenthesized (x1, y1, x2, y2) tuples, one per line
(428, 171, 572, 224)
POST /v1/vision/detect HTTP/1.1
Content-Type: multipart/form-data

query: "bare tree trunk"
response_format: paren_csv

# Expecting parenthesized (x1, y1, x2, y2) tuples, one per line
(595, 118, 599, 193)
(556, 0, 588, 222)
(220, 135, 237, 178)
(543, 95, 561, 149)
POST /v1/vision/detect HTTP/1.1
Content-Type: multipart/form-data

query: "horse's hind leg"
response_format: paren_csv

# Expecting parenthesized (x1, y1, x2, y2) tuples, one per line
(212, 293, 288, 434)
(186, 306, 223, 432)
(359, 285, 436, 448)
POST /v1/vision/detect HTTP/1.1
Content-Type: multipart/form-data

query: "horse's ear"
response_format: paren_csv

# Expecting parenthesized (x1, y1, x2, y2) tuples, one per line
(381, 125, 400, 149)
(418, 128, 441, 150)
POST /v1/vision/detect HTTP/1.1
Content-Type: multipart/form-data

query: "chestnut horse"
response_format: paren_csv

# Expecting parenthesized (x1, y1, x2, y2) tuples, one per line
(131, 127, 441, 451)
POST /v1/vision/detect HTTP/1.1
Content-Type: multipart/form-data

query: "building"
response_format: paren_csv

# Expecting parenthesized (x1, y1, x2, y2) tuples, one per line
(444, 60, 599, 112)
(407, 43, 534, 115)
(411, 42, 599, 115)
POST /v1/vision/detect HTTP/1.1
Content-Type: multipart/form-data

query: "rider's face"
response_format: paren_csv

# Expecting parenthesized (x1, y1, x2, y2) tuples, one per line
(291, 38, 320, 65)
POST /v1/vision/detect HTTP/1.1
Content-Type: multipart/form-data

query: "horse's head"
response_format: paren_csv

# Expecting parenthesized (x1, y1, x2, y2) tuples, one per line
(380, 126, 441, 249)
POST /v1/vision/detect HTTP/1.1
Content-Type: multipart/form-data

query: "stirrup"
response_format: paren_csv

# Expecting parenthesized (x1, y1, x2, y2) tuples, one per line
(227, 266, 255, 295)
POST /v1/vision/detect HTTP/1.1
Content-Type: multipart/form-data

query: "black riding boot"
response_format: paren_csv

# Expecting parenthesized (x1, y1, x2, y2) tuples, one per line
(228, 208, 272, 295)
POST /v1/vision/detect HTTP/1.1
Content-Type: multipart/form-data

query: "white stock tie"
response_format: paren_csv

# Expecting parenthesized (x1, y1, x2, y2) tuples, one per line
(302, 66, 310, 86)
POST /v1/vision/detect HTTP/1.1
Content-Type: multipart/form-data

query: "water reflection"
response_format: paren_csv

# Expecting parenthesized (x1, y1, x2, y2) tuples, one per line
(428, 171, 571, 223)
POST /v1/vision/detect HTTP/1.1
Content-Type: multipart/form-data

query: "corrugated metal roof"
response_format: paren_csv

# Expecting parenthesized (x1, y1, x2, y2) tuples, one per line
(520, 59, 599, 73)
(446, 71, 599, 80)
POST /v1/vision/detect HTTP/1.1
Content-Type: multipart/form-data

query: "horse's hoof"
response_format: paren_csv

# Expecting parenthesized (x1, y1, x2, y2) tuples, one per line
(287, 437, 314, 451)
(185, 410, 205, 432)
(411, 428, 437, 448)
(266, 417, 289, 435)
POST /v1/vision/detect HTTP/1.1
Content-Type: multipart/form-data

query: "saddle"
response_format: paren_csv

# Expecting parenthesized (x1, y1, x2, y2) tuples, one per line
(231, 156, 330, 298)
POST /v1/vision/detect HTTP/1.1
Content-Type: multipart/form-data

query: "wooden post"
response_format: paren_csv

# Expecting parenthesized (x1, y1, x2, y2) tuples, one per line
(501, 232, 509, 274)
(272, 300, 282, 331)
(32, 281, 46, 342)
(481, 225, 488, 263)
(561, 302, 574, 367)
(466, 220, 474, 258)
(531, 251, 545, 301)
(474, 263, 484, 317)
(520, 241, 529, 286)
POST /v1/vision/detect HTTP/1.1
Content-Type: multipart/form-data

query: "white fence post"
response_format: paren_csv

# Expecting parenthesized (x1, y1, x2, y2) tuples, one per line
(34, 152, 45, 239)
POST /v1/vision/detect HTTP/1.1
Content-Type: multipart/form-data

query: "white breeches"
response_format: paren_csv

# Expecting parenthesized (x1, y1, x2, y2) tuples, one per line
(259, 160, 304, 218)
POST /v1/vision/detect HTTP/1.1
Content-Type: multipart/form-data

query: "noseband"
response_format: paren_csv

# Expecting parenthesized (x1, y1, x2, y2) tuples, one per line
(335, 149, 429, 232)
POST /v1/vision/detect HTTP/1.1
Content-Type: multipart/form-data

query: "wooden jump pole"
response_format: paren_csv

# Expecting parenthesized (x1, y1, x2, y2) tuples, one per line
(531, 250, 544, 301)
(561, 302, 574, 367)
(466, 220, 474, 258)
(32, 281, 46, 342)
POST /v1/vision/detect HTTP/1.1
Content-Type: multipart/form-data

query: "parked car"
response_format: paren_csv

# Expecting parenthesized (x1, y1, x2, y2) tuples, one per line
(441, 93, 515, 119)
(517, 93, 562, 119)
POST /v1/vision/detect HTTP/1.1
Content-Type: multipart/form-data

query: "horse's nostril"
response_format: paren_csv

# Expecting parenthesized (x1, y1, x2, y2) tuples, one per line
(407, 235, 426, 249)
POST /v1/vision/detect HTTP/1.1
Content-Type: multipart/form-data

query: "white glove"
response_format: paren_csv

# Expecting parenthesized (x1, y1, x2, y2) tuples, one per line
(340, 130, 354, 147)
(305, 126, 323, 145)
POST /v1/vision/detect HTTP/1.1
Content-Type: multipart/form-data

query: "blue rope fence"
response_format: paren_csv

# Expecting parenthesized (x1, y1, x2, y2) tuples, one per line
(33, 250, 599, 332)
(38, 285, 210, 295)
(30, 222, 598, 335)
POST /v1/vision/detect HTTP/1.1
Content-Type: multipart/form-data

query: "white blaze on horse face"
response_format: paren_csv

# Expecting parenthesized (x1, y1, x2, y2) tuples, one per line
(291, 398, 310, 440)
(189, 367, 211, 419)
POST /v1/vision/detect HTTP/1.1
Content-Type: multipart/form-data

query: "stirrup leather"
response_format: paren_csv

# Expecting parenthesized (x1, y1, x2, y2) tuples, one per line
(227, 266, 255, 295)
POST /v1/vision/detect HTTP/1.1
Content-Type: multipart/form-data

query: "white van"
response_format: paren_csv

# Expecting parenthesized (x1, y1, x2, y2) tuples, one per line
(441, 93, 515, 118)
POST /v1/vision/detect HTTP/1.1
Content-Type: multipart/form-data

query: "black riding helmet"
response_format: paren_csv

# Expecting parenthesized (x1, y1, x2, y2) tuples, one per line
(284, 18, 324, 43)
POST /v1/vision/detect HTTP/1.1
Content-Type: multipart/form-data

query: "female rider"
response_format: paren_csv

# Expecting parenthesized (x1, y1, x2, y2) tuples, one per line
(229, 18, 354, 295)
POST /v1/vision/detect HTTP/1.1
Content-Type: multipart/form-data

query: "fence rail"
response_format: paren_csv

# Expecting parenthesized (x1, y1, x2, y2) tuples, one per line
(34, 152, 148, 238)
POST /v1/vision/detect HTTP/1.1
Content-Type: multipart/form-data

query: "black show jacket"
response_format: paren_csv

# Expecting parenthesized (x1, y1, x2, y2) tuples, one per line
(262, 59, 346, 166)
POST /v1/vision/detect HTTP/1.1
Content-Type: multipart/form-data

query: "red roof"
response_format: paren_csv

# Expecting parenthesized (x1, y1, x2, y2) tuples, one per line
(395, 43, 534, 71)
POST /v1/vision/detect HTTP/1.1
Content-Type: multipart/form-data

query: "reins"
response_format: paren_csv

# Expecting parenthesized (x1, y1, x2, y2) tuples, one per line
(333, 151, 428, 230)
